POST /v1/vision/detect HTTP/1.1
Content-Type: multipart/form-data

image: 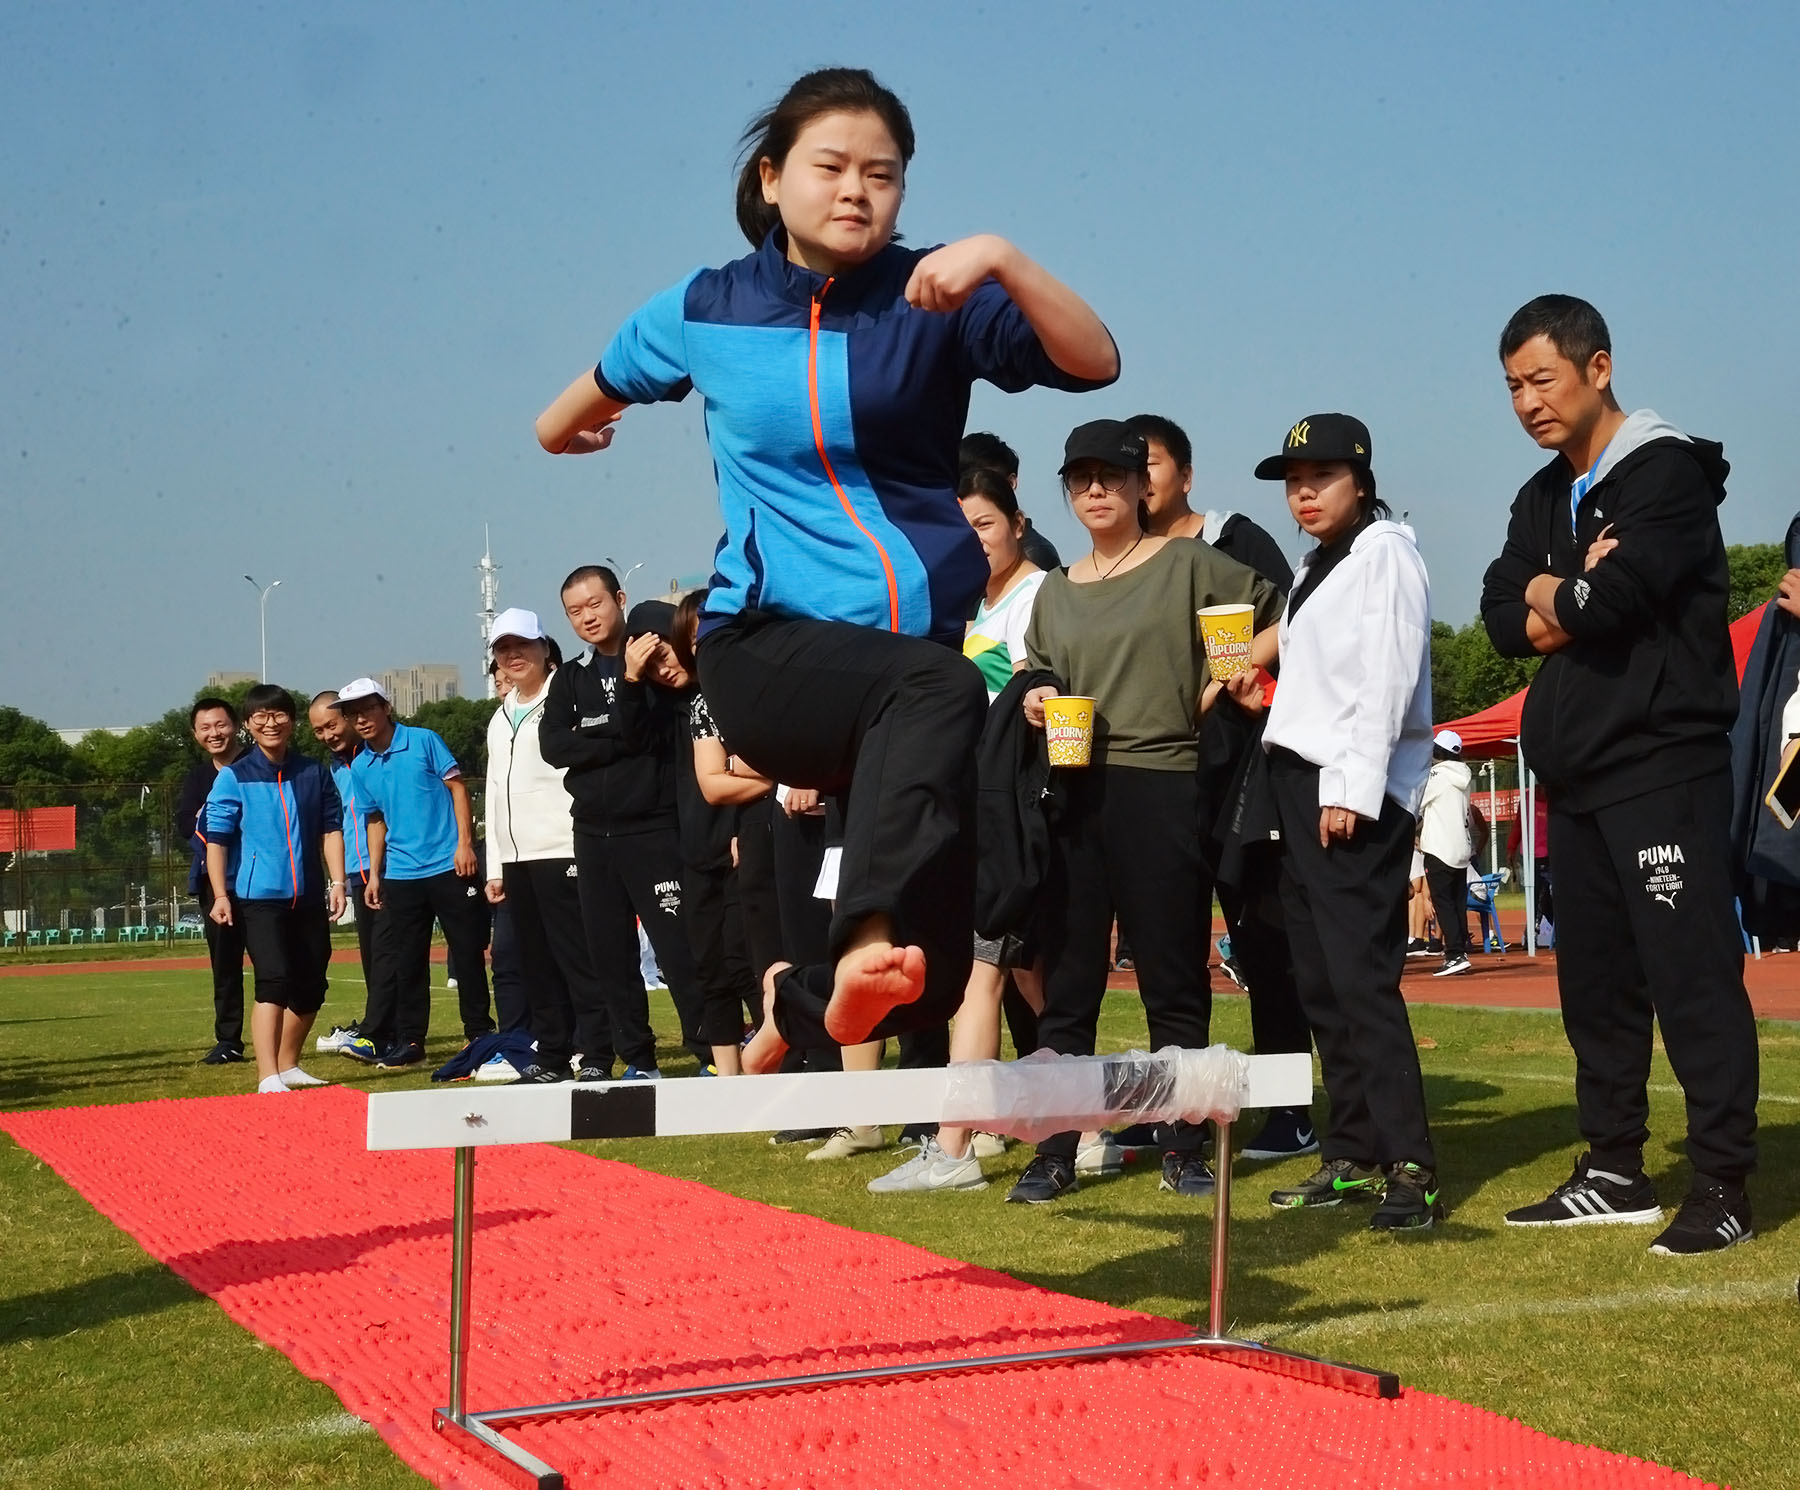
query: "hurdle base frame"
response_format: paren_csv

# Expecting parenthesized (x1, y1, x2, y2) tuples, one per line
(431, 1119, 1400, 1490)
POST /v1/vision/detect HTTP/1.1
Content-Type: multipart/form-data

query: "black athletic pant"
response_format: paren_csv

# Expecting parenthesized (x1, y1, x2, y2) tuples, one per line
(699, 613, 986, 1050)
(572, 826, 702, 1072)
(1269, 750, 1434, 1171)
(347, 874, 378, 1005)
(238, 899, 331, 1016)
(503, 857, 613, 1072)
(1550, 771, 1758, 1183)
(734, 797, 784, 981)
(1422, 854, 1470, 958)
(1035, 766, 1213, 1162)
(371, 870, 494, 1050)
(685, 862, 760, 1047)
(767, 805, 845, 1076)
(203, 899, 247, 1048)
(1216, 850, 1312, 1062)
(489, 899, 529, 1034)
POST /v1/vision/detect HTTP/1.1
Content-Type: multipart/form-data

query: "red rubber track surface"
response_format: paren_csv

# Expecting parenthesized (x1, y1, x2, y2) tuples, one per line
(2, 1090, 1715, 1489)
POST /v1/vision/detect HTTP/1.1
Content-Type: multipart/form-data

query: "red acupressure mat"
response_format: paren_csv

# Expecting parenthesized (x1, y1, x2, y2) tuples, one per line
(3, 1090, 1714, 1489)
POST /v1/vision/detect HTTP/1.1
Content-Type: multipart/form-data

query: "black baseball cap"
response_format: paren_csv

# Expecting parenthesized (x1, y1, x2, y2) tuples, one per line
(1058, 419, 1148, 475)
(1253, 413, 1373, 480)
(625, 600, 676, 640)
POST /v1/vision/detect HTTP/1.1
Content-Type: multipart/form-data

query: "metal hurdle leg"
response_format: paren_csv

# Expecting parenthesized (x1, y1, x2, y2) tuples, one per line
(428, 1118, 1396, 1490)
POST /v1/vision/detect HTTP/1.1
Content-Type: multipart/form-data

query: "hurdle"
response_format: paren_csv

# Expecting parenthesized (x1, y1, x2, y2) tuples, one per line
(368, 1048, 1399, 1490)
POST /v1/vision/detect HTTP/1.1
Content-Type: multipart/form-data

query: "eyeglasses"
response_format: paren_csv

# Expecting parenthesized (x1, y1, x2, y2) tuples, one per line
(247, 710, 292, 727)
(1062, 466, 1131, 495)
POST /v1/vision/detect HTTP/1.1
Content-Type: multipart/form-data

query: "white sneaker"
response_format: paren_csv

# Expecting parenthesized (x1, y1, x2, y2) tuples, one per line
(475, 1054, 520, 1083)
(446, 977, 459, 989)
(806, 1125, 885, 1161)
(314, 1025, 359, 1053)
(971, 1131, 1007, 1159)
(1076, 1132, 1125, 1176)
(867, 1137, 988, 1193)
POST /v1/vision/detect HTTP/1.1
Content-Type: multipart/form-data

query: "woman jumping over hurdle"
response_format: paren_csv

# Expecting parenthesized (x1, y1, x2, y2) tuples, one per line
(536, 67, 1119, 1071)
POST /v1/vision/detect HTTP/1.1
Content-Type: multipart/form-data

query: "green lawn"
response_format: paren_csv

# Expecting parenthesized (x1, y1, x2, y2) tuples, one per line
(1, 965, 1795, 1489)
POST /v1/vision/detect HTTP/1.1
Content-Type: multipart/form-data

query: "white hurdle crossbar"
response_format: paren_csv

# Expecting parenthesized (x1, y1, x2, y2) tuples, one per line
(368, 1052, 1398, 1490)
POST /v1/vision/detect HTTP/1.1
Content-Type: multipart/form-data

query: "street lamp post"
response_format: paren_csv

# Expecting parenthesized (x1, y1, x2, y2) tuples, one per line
(605, 556, 645, 593)
(244, 575, 282, 680)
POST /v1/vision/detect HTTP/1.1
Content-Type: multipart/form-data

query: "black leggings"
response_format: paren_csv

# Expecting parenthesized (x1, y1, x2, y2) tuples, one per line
(1035, 765, 1213, 1161)
(699, 613, 987, 1050)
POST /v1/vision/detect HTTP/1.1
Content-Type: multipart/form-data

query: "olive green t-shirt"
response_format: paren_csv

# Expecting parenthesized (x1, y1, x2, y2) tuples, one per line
(1024, 537, 1284, 770)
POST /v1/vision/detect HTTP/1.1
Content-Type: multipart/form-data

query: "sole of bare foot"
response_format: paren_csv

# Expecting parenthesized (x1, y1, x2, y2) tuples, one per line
(823, 942, 926, 1046)
(741, 963, 791, 1076)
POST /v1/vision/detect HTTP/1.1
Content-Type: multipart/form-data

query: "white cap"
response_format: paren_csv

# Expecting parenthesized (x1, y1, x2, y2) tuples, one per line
(334, 677, 389, 708)
(1434, 729, 1464, 755)
(489, 606, 546, 644)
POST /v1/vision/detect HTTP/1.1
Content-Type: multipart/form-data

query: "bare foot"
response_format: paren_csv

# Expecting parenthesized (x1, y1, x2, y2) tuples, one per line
(824, 941, 926, 1045)
(741, 962, 792, 1075)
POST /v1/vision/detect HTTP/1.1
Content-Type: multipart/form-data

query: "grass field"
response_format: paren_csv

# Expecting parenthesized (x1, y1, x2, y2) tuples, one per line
(1, 962, 1796, 1490)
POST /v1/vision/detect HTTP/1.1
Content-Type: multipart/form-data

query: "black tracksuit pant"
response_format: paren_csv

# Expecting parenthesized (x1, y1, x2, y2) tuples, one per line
(502, 857, 614, 1073)
(699, 613, 987, 1050)
(203, 897, 247, 1048)
(1269, 750, 1434, 1170)
(1216, 850, 1312, 1062)
(734, 797, 784, 981)
(347, 874, 378, 1002)
(768, 799, 846, 1076)
(1422, 854, 1471, 958)
(572, 826, 702, 1073)
(1549, 771, 1758, 1183)
(369, 870, 494, 1051)
(684, 861, 759, 1047)
(1035, 765, 1213, 1162)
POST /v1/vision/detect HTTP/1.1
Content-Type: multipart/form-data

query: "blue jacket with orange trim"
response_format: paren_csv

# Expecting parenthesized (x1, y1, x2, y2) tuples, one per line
(598, 228, 1117, 646)
(204, 747, 341, 904)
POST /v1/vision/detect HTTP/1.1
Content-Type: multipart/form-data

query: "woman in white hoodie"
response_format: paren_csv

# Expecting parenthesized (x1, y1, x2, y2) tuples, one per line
(484, 607, 614, 1083)
(1240, 413, 1441, 1232)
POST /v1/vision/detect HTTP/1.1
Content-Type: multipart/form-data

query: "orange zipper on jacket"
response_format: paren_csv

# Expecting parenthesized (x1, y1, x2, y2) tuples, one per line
(277, 768, 300, 907)
(809, 280, 900, 632)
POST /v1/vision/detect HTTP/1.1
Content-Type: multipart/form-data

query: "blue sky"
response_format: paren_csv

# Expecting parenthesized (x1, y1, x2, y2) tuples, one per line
(6, 1, 1798, 726)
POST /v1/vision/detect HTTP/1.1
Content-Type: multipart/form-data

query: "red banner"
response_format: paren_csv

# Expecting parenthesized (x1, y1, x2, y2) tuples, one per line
(0, 807, 77, 852)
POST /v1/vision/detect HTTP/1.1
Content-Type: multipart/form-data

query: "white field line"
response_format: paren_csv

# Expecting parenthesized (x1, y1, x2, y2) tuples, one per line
(1251, 1277, 1794, 1344)
(0, 1411, 372, 1474)
(1455, 1068, 1800, 1106)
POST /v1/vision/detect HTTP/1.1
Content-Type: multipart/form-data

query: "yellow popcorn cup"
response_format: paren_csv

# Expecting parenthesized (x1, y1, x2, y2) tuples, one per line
(1197, 604, 1255, 683)
(1043, 695, 1096, 767)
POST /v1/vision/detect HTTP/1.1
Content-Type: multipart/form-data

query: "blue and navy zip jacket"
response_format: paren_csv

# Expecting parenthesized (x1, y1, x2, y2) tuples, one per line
(204, 747, 342, 904)
(329, 746, 373, 879)
(597, 228, 1117, 646)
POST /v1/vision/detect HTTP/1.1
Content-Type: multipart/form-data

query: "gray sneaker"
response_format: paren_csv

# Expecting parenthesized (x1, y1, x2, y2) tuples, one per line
(1076, 1131, 1125, 1175)
(867, 1137, 988, 1193)
(805, 1125, 886, 1161)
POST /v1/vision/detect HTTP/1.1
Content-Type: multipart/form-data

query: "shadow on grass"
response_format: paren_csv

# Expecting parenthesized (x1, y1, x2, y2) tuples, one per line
(0, 1260, 200, 1345)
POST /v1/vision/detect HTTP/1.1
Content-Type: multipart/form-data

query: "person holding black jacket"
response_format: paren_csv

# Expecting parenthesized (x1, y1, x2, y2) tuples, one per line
(1481, 294, 1758, 1256)
(175, 696, 248, 1064)
(540, 565, 704, 1080)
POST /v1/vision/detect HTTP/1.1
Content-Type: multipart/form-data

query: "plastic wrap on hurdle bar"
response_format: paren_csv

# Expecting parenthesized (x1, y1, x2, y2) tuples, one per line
(366, 1049, 1311, 1151)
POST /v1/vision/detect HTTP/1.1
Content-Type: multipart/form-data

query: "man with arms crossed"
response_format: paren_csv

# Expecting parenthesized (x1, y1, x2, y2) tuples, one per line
(1481, 294, 1757, 1255)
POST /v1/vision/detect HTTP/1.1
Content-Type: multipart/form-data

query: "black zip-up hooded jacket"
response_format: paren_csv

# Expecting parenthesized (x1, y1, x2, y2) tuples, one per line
(1481, 411, 1736, 812)
(537, 646, 678, 834)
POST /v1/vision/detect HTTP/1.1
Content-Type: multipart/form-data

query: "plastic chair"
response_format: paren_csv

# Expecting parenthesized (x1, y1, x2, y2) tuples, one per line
(44, 929, 61, 946)
(2, 931, 15, 949)
(1465, 873, 1507, 953)
(67, 928, 85, 945)
(27, 930, 43, 946)
(152, 925, 167, 941)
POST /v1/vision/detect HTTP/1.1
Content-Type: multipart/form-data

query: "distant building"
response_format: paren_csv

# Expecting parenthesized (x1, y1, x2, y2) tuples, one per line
(205, 670, 257, 690)
(52, 725, 134, 746)
(380, 663, 462, 716)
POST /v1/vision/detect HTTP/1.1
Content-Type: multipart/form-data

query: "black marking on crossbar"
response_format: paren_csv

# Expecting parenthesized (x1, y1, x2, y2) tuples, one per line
(569, 1085, 657, 1139)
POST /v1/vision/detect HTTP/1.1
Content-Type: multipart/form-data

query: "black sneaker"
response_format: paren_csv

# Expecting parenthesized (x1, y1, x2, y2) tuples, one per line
(375, 1041, 425, 1069)
(1369, 1162, 1443, 1232)
(1159, 1151, 1216, 1197)
(1242, 1107, 1320, 1162)
(1649, 1179, 1753, 1256)
(1505, 1155, 1662, 1227)
(1270, 1157, 1385, 1209)
(516, 1063, 568, 1084)
(1006, 1154, 1079, 1204)
(1404, 938, 1434, 959)
(199, 1042, 245, 1065)
(574, 1064, 614, 1083)
(1432, 954, 1474, 977)
(767, 1128, 832, 1146)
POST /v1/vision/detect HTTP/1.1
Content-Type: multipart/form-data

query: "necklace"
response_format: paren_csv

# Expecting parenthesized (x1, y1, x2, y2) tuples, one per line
(1090, 534, 1143, 580)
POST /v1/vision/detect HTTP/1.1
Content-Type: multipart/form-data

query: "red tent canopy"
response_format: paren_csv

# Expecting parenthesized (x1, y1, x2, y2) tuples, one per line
(1437, 602, 1769, 760)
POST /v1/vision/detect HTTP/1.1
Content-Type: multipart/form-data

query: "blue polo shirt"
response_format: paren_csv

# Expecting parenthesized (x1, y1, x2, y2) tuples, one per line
(349, 723, 462, 880)
(330, 746, 374, 878)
